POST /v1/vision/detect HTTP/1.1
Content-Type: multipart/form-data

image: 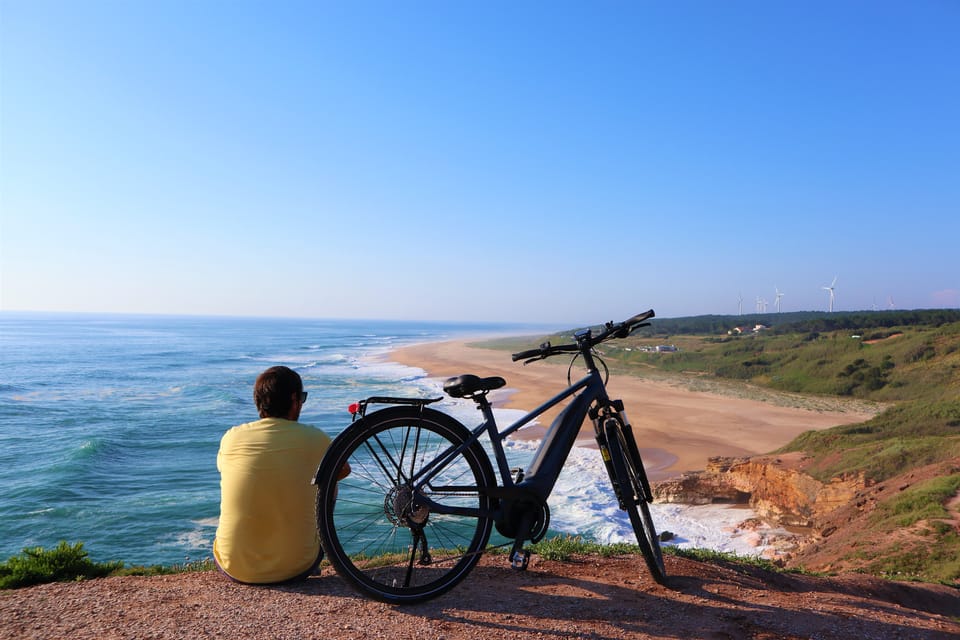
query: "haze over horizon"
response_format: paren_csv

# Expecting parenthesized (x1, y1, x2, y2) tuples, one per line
(2, 2, 957, 325)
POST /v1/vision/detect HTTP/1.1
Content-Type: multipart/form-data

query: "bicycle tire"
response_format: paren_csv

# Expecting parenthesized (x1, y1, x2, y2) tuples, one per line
(314, 406, 496, 604)
(604, 418, 667, 584)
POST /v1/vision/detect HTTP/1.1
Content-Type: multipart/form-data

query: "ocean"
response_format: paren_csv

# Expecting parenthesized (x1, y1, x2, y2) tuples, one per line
(0, 312, 773, 567)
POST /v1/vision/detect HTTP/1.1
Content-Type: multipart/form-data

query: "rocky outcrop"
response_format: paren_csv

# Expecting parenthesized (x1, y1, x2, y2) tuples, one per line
(650, 457, 753, 506)
(653, 455, 868, 527)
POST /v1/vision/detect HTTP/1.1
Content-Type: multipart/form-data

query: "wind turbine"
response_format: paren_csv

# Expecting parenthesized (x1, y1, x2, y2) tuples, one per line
(738, 292, 743, 316)
(822, 276, 837, 312)
(774, 287, 784, 313)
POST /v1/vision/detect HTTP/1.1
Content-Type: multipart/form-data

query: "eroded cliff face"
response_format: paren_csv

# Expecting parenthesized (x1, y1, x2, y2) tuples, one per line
(653, 454, 867, 527)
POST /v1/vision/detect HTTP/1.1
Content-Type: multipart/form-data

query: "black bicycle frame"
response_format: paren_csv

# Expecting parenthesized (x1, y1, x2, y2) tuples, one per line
(407, 356, 615, 520)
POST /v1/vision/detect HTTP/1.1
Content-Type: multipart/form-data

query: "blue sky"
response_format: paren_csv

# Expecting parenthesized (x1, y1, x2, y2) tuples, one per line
(2, 1, 957, 324)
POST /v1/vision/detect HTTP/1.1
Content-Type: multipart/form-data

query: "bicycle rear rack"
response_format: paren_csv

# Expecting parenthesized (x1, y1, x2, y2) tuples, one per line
(348, 396, 443, 420)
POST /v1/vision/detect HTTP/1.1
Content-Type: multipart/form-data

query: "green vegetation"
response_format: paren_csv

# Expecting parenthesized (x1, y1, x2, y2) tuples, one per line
(526, 535, 818, 576)
(848, 474, 960, 583)
(0, 541, 123, 589)
(110, 557, 216, 577)
(663, 545, 802, 574)
(528, 534, 639, 560)
(777, 400, 960, 483)
(483, 311, 960, 404)
(881, 474, 960, 527)
(608, 318, 960, 403)
(0, 541, 214, 589)
(522, 533, 791, 573)
(633, 309, 960, 337)
(0, 535, 793, 589)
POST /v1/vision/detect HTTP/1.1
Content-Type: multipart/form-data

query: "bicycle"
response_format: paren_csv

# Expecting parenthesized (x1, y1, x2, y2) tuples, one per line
(312, 310, 666, 604)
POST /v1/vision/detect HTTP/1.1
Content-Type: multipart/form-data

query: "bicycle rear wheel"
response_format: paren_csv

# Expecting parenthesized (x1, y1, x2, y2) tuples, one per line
(315, 406, 496, 604)
(604, 418, 667, 584)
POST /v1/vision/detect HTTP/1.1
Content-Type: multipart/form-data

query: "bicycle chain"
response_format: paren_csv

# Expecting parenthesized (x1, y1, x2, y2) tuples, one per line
(415, 490, 532, 562)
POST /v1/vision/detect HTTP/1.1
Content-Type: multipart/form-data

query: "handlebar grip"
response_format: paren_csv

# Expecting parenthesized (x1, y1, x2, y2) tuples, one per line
(511, 348, 543, 362)
(627, 309, 656, 325)
(610, 309, 656, 339)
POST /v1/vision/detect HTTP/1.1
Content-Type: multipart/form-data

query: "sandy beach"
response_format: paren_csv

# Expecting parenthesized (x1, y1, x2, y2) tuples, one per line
(390, 339, 878, 481)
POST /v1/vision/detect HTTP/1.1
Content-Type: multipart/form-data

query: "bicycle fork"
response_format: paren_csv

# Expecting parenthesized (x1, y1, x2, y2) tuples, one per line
(591, 401, 629, 508)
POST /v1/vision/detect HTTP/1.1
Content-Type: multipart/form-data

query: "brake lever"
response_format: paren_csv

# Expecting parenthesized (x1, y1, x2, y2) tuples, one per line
(629, 322, 651, 334)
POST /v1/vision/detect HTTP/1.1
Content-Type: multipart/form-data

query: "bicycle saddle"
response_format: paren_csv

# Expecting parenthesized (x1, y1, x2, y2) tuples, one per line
(443, 374, 506, 398)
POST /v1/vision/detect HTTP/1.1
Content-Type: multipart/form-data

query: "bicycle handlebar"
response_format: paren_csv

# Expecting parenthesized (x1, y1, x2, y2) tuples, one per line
(511, 344, 577, 362)
(511, 309, 655, 362)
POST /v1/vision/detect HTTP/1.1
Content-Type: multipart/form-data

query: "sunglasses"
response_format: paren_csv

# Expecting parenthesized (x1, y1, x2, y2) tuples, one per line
(299, 391, 308, 403)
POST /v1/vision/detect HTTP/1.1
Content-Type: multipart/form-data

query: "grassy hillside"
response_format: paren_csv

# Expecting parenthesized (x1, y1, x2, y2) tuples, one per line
(479, 312, 960, 407)
(629, 309, 960, 337)
(777, 400, 960, 483)
(602, 319, 960, 403)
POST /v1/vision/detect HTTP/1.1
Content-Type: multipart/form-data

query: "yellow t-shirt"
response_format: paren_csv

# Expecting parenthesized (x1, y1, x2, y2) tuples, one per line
(213, 417, 332, 584)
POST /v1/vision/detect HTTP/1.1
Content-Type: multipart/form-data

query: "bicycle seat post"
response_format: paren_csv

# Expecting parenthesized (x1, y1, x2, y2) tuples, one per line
(467, 391, 496, 428)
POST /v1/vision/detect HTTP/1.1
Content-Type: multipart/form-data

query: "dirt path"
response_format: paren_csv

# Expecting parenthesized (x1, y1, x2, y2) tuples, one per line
(3, 555, 958, 639)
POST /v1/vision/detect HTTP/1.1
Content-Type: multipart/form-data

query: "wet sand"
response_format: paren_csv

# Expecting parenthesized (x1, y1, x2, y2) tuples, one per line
(390, 339, 877, 481)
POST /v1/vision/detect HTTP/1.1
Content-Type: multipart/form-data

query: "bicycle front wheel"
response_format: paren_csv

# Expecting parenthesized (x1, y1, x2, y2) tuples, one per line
(604, 418, 667, 584)
(315, 406, 496, 604)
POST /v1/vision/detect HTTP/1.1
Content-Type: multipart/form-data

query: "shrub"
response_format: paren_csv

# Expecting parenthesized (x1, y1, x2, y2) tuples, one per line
(0, 541, 123, 589)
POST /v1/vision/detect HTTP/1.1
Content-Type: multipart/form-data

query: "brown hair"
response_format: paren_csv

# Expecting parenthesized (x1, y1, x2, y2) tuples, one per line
(253, 366, 303, 418)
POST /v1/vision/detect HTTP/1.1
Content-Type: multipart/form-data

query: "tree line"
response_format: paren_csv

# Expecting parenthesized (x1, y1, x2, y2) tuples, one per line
(637, 309, 960, 336)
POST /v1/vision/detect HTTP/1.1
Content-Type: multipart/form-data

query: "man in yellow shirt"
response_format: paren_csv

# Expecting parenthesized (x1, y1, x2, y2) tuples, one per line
(213, 365, 348, 584)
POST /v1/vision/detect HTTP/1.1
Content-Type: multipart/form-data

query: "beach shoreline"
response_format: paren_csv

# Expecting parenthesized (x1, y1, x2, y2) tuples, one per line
(389, 338, 878, 481)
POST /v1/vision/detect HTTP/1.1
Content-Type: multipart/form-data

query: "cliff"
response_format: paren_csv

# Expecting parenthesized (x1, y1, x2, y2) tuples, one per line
(653, 452, 867, 528)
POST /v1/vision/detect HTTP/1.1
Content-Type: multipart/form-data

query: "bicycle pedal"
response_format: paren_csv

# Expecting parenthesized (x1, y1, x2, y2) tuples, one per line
(510, 549, 530, 571)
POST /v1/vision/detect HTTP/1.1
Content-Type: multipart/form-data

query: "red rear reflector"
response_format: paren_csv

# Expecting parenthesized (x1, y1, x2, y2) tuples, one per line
(348, 402, 360, 415)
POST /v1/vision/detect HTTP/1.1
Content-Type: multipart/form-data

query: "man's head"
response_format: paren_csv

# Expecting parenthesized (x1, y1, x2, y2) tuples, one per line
(254, 366, 306, 419)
